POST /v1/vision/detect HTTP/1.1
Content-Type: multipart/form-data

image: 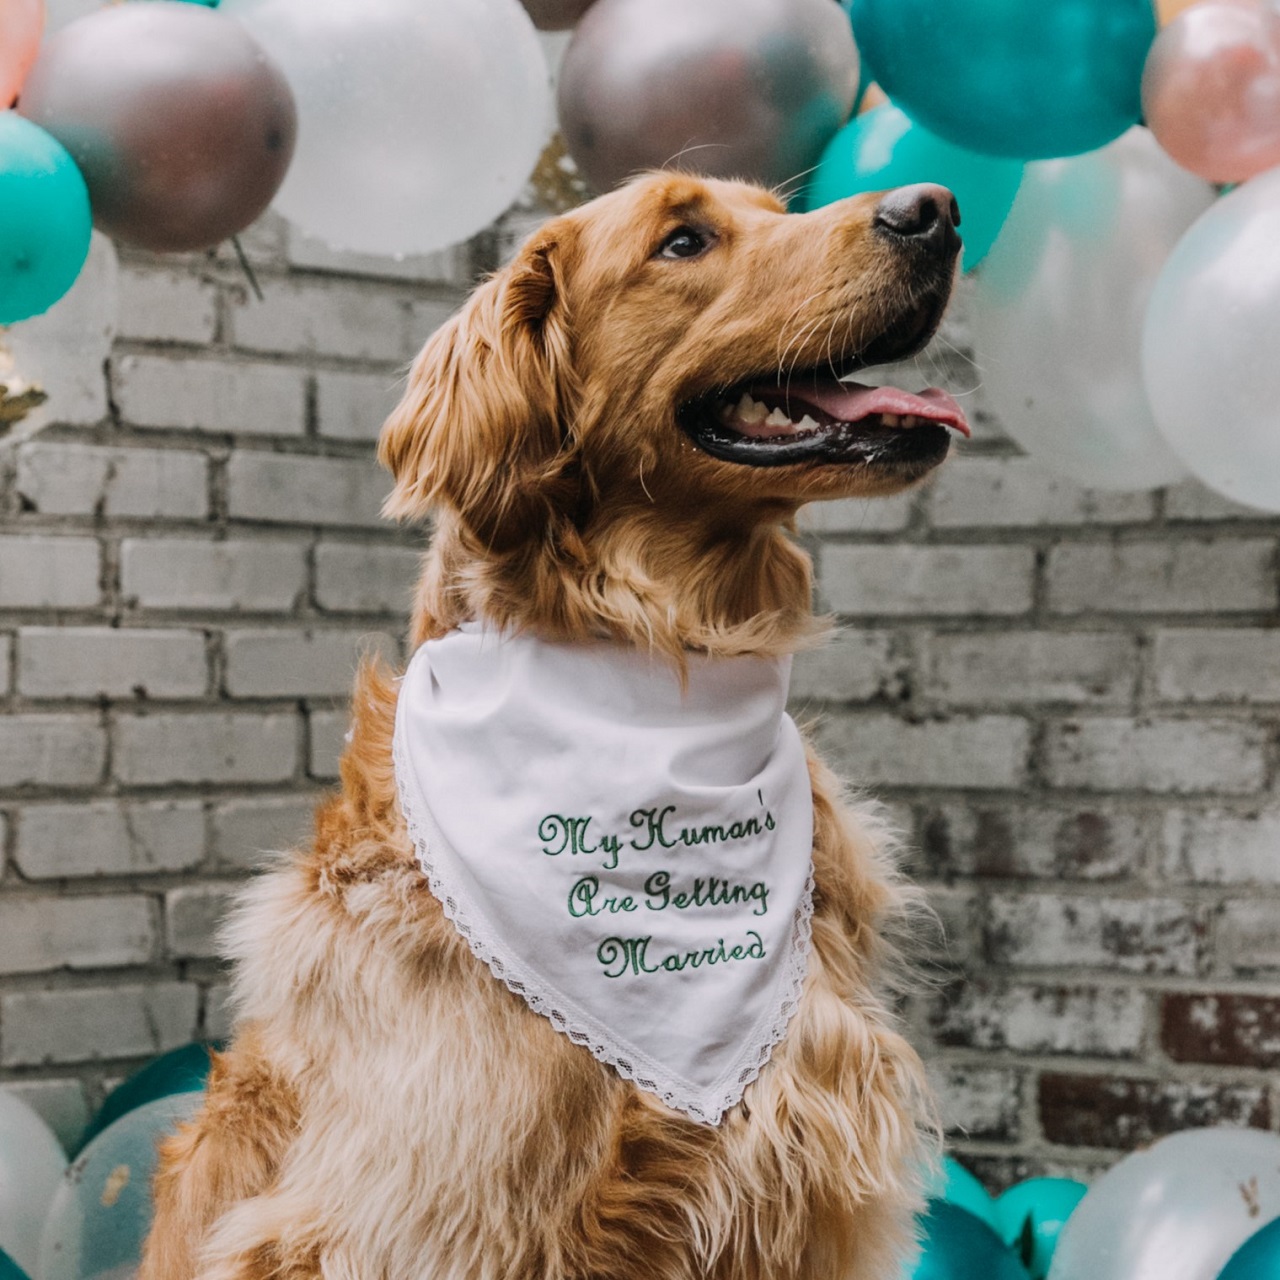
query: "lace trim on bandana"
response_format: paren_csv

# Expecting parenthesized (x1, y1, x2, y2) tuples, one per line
(391, 725, 815, 1127)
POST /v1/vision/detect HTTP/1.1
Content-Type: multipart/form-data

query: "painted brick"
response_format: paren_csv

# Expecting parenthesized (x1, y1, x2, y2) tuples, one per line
(205, 983, 234, 1041)
(1162, 808, 1280, 885)
(308, 708, 349, 779)
(1164, 479, 1262, 521)
(0, 983, 198, 1067)
(1043, 718, 1268, 794)
(921, 887, 980, 964)
(1039, 1074, 1270, 1150)
(114, 355, 307, 436)
(796, 493, 915, 535)
(314, 541, 420, 614)
(165, 883, 238, 960)
(230, 279, 407, 361)
(15, 442, 210, 519)
(211, 794, 314, 867)
(315, 369, 403, 442)
(822, 545, 1035, 616)
(1221, 902, 1280, 973)
(930, 1064, 1023, 1141)
(1, 1078, 89, 1150)
(1154, 629, 1280, 702)
(121, 537, 307, 612)
(917, 804, 1148, 881)
(924, 631, 1138, 705)
(227, 452, 390, 528)
(0, 894, 155, 974)
(223, 628, 395, 698)
(117, 266, 218, 344)
(408, 298, 465, 354)
(0, 633, 9, 695)
(0, 717, 106, 789)
(814, 712, 1030, 789)
(0, 536, 99, 609)
(1162, 993, 1280, 1068)
(930, 982, 1146, 1058)
(114, 711, 297, 785)
(789, 630, 905, 703)
(16, 800, 204, 879)
(1047, 540, 1276, 615)
(985, 894, 1206, 976)
(929, 457, 1155, 528)
(286, 223, 471, 287)
(17, 627, 207, 699)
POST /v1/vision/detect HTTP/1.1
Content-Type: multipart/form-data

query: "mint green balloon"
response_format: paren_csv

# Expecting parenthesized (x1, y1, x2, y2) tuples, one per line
(805, 103, 1022, 270)
(1219, 1216, 1280, 1280)
(910, 1201, 1032, 1280)
(922, 1156, 999, 1230)
(995, 1178, 1086, 1280)
(0, 114, 91, 325)
(849, 0, 1156, 160)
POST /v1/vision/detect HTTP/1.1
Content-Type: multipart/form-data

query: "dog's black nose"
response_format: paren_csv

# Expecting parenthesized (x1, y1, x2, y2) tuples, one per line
(873, 183, 961, 257)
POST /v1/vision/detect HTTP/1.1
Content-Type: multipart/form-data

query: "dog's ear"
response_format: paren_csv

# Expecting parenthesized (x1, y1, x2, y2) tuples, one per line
(378, 226, 579, 546)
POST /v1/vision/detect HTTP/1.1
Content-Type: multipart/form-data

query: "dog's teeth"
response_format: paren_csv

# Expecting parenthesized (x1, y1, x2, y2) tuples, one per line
(882, 413, 900, 427)
(943, 423, 966, 440)
(734, 394, 769, 425)
(901, 414, 918, 428)
(765, 407, 793, 427)
(796, 413, 819, 431)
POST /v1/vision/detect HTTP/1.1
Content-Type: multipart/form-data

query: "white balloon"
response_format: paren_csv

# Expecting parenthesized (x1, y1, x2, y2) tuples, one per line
(221, 0, 553, 256)
(0, 1089, 69, 1276)
(1142, 165, 1280, 512)
(972, 126, 1214, 490)
(1049, 1128, 1280, 1280)
(43, 0, 106, 34)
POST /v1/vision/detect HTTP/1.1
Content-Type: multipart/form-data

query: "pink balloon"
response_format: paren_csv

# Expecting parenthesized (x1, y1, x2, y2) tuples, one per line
(1142, 0, 1280, 182)
(0, 0, 44, 106)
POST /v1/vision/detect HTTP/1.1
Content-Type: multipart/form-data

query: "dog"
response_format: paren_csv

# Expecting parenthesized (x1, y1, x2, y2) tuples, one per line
(139, 171, 965, 1280)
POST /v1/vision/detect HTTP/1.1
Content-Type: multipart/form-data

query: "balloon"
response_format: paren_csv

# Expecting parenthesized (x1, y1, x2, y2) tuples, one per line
(805, 103, 1023, 270)
(0, 111, 89, 324)
(19, 3, 296, 252)
(1142, 1, 1280, 183)
(1142, 165, 1280, 511)
(222, 0, 550, 256)
(521, 0, 594, 29)
(558, 0, 858, 193)
(922, 1157, 1000, 1230)
(1048, 1128, 1280, 1280)
(0, 1247, 30, 1280)
(38, 1092, 204, 1280)
(911, 1201, 1032, 1280)
(995, 1179, 1087, 1280)
(0, 1090, 68, 1275)
(76, 1043, 216, 1156)
(971, 126, 1213, 490)
(0, 0, 42, 107)
(849, 0, 1157, 159)
(0, 229, 117, 432)
(1219, 1217, 1280, 1280)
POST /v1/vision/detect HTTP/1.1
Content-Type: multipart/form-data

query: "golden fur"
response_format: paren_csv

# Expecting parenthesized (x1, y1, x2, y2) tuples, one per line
(140, 174, 955, 1280)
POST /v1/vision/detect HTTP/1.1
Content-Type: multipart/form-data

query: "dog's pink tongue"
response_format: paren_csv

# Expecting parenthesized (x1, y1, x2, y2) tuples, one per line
(802, 382, 970, 436)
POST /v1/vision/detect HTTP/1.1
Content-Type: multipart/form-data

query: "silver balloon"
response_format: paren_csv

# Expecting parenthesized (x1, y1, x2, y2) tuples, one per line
(558, 0, 858, 192)
(971, 126, 1214, 490)
(0, 1089, 68, 1276)
(1142, 165, 1280, 512)
(19, 2, 297, 252)
(223, 0, 552, 256)
(1049, 1128, 1280, 1280)
(522, 0, 596, 30)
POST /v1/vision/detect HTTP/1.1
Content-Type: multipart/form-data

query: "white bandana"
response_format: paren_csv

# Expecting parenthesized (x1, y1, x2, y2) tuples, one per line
(392, 625, 814, 1125)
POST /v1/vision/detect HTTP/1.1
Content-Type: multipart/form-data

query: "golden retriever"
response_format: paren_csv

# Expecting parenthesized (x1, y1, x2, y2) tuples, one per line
(139, 171, 965, 1280)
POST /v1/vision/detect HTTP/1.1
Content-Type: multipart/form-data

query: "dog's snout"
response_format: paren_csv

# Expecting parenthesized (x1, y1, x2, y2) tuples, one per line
(873, 183, 961, 257)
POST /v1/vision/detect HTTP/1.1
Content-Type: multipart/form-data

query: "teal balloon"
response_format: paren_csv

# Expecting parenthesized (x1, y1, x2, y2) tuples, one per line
(1220, 1217, 1280, 1280)
(0, 1248, 30, 1280)
(0, 114, 91, 325)
(910, 1201, 1031, 1280)
(805, 103, 1022, 270)
(848, 0, 1157, 160)
(76, 1042, 217, 1156)
(994, 1178, 1086, 1280)
(922, 1157, 999, 1229)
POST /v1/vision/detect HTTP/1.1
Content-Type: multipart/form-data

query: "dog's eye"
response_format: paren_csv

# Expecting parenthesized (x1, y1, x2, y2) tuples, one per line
(656, 226, 713, 260)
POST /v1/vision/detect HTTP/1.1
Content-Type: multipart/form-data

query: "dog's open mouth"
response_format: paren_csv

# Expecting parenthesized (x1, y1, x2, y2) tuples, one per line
(679, 292, 969, 469)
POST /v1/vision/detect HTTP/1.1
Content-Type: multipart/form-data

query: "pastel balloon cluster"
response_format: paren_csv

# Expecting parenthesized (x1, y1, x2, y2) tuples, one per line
(0, 1045, 215, 1280)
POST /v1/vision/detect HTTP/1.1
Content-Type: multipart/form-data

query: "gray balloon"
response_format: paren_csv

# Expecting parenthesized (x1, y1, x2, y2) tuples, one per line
(19, 2, 296, 253)
(557, 0, 858, 193)
(521, 0, 597, 30)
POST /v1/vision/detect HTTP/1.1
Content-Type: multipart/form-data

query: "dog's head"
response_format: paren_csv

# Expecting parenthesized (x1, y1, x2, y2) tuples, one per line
(381, 173, 963, 649)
